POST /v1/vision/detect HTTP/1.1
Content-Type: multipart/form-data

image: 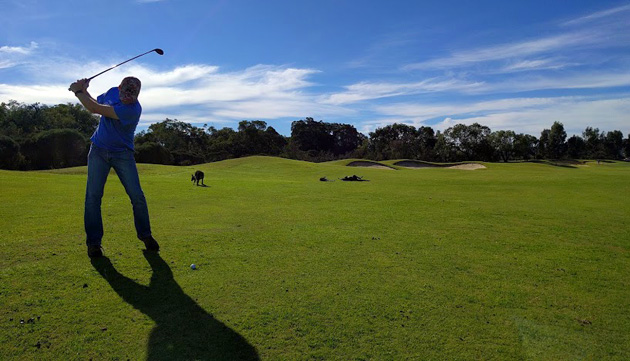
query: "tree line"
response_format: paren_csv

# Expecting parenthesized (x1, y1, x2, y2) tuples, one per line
(1, 101, 629, 170)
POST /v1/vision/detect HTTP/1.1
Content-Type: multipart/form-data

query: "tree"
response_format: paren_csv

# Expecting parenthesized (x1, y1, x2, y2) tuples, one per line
(262, 126, 288, 156)
(547, 121, 567, 159)
(206, 126, 238, 161)
(1, 101, 47, 139)
(537, 129, 550, 159)
(0, 103, 7, 131)
(490, 130, 516, 162)
(416, 126, 437, 161)
(582, 127, 603, 159)
(45, 103, 99, 137)
(351, 136, 370, 159)
(624, 134, 630, 159)
(513, 133, 537, 160)
(603, 130, 624, 159)
(135, 142, 173, 164)
(232, 120, 287, 157)
(331, 123, 363, 156)
(21, 129, 88, 169)
(135, 119, 211, 165)
(444, 123, 493, 161)
(289, 118, 363, 161)
(368, 123, 418, 160)
(0, 135, 23, 169)
(433, 131, 456, 162)
(290, 118, 334, 155)
(566, 135, 586, 159)
(0, 101, 98, 141)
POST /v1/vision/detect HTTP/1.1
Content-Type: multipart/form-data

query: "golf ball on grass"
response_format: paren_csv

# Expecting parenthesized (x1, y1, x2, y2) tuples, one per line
(190, 264, 197, 270)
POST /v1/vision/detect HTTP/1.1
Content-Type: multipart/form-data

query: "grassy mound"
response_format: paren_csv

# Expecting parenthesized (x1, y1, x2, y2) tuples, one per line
(346, 160, 396, 170)
(394, 159, 486, 169)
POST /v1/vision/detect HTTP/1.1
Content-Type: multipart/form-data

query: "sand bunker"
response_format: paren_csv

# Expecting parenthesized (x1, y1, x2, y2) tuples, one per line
(346, 161, 395, 170)
(394, 160, 486, 170)
(447, 163, 486, 170)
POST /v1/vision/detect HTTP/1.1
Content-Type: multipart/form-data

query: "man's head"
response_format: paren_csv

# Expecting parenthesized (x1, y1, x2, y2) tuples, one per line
(119, 77, 141, 104)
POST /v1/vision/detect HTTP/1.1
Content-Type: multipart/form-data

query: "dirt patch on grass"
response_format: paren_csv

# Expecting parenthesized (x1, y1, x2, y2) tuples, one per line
(347, 161, 396, 170)
(394, 160, 486, 170)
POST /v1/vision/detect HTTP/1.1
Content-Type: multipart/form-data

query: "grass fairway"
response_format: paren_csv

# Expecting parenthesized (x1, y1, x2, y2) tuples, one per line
(1, 156, 629, 360)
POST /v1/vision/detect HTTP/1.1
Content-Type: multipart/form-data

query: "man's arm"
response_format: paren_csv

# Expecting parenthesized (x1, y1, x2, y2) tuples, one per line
(69, 79, 119, 120)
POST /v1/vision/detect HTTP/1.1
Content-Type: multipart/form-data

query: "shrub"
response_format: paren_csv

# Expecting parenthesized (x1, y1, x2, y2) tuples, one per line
(21, 129, 88, 169)
(135, 142, 173, 164)
(0, 135, 24, 169)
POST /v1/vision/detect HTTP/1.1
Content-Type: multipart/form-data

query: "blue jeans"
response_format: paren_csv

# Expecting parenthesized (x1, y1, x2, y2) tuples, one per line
(85, 144, 152, 246)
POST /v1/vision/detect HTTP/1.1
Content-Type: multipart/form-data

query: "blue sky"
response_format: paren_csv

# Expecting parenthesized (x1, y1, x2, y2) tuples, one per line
(1, 0, 629, 137)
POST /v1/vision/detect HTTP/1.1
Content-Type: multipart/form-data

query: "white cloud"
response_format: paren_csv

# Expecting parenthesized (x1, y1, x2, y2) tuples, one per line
(0, 41, 38, 55)
(0, 60, 16, 69)
(404, 32, 596, 71)
(370, 95, 630, 136)
(561, 4, 630, 26)
(134, 65, 321, 108)
(322, 77, 484, 105)
(483, 71, 630, 94)
(499, 58, 570, 73)
(139, 111, 231, 126)
(320, 69, 630, 106)
(0, 59, 348, 125)
(375, 97, 556, 122)
(0, 41, 39, 70)
(129, 64, 220, 86)
(0, 83, 75, 104)
(431, 97, 630, 136)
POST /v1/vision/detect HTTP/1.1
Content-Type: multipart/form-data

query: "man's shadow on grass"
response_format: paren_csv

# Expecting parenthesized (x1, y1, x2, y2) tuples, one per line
(91, 253, 260, 361)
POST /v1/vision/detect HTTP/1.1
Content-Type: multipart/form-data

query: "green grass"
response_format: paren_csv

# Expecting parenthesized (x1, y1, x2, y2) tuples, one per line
(1, 156, 629, 360)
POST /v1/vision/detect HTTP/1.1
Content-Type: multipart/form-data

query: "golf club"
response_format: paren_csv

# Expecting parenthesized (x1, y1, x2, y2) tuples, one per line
(87, 48, 164, 81)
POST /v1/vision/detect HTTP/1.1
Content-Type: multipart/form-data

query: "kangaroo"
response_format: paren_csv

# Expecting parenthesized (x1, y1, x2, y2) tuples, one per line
(191, 170, 205, 186)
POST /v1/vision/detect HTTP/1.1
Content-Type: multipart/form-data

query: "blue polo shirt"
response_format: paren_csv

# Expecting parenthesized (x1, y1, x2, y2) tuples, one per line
(90, 87, 142, 152)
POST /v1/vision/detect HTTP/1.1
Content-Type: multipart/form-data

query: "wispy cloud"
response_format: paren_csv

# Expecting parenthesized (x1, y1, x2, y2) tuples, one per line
(322, 77, 484, 105)
(404, 32, 596, 71)
(0, 42, 39, 55)
(499, 58, 571, 73)
(375, 97, 557, 121)
(136, 65, 320, 106)
(0, 83, 74, 104)
(434, 97, 630, 136)
(477, 71, 630, 94)
(561, 4, 630, 26)
(0, 41, 39, 69)
(321, 69, 630, 105)
(404, 3, 630, 73)
(345, 31, 418, 69)
(370, 95, 630, 135)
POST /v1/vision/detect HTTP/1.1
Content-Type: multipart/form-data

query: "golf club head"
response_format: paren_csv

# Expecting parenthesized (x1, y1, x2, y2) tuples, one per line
(154, 48, 164, 55)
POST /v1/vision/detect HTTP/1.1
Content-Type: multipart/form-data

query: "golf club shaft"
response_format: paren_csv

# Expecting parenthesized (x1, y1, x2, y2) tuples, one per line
(87, 49, 161, 81)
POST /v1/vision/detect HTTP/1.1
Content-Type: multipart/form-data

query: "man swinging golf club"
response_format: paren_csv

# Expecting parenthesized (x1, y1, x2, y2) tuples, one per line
(69, 76, 159, 258)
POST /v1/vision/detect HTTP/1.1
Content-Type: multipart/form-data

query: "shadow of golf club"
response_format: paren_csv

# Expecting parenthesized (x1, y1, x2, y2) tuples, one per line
(91, 253, 260, 361)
